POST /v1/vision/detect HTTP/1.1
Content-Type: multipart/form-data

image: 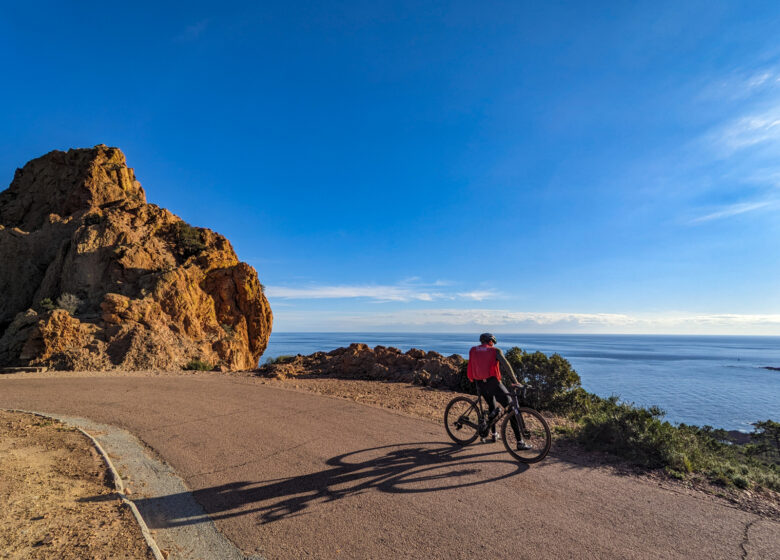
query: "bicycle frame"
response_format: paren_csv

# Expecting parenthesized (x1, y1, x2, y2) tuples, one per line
(445, 382, 550, 462)
(474, 384, 525, 435)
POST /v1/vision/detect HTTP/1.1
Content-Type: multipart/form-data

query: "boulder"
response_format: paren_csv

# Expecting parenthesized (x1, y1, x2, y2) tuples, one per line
(257, 343, 466, 390)
(0, 145, 272, 370)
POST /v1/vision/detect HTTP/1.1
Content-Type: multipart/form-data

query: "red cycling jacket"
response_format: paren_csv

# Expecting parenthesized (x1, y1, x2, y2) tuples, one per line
(467, 344, 501, 382)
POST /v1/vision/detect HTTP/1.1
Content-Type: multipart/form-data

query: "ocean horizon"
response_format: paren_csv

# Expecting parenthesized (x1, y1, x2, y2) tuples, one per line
(264, 332, 780, 432)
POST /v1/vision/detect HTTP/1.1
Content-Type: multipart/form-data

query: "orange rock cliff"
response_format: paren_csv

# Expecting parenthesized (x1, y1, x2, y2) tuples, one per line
(0, 145, 272, 370)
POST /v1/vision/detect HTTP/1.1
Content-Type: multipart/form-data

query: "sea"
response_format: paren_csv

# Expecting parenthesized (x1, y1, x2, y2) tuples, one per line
(264, 333, 780, 432)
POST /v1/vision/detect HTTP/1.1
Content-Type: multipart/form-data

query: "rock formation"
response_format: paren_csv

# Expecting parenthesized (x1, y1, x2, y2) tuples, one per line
(257, 343, 466, 390)
(0, 145, 272, 370)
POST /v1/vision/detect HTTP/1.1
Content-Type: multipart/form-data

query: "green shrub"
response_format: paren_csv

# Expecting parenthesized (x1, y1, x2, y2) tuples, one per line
(505, 347, 582, 411)
(750, 420, 780, 463)
(265, 355, 294, 365)
(457, 360, 476, 394)
(184, 359, 212, 371)
(665, 467, 686, 480)
(174, 222, 206, 257)
(39, 298, 56, 312)
(732, 475, 751, 489)
(569, 396, 780, 491)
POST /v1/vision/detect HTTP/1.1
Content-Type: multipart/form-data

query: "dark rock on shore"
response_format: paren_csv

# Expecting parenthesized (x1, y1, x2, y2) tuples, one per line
(256, 343, 465, 390)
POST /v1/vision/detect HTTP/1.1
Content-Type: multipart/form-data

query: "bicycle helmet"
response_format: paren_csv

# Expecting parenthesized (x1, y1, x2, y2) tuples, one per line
(479, 333, 497, 344)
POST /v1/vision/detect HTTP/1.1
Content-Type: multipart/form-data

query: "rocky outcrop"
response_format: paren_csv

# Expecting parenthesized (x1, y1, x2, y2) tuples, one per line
(257, 343, 466, 389)
(0, 145, 272, 370)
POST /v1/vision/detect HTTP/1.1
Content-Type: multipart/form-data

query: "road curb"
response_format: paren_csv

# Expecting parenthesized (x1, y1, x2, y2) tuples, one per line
(3, 408, 165, 560)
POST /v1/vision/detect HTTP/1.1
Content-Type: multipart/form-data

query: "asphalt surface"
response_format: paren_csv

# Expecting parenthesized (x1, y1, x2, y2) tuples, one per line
(1, 373, 778, 559)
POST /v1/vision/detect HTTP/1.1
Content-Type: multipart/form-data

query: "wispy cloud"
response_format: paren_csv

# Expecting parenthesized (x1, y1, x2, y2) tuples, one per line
(349, 309, 639, 327)
(174, 20, 209, 42)
(683, 65, 780, 226)
(747, 71, 773, 89)
(714, 107, 780, 153)
(456, 290, 501, 301)
(272, 308, 780, 335)
(701, 67, 780, 101)
(266, 284, 440, 302)
(265, 281, 501, 303)
(690, 199, 775, 223)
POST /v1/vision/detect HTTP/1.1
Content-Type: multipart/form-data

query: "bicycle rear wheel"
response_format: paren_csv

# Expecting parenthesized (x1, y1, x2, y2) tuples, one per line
(501, 407, 551, 463)
(444, 396, 481, 445)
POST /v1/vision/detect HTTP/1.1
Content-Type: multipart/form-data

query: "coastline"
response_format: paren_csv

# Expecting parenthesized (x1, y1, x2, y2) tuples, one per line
(263, 332, 780, 431)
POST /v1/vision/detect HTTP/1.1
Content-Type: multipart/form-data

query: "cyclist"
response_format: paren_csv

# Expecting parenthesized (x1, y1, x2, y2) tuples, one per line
(467, 333, 529, 449)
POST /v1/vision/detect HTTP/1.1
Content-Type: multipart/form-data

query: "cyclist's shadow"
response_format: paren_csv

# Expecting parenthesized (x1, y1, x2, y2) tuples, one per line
(128, 441, 528, 528)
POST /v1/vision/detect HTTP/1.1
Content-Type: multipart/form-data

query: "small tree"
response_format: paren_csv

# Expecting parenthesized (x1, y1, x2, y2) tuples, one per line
(750, 420, 780, 463)
(505, 347, 582, 411)
(174, 222, 206, 257)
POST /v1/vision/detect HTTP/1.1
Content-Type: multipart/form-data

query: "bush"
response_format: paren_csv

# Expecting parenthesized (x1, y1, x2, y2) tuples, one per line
(505, 347, 582, 411)
(265, 355, 294, 365)
(733, 475, 751, 489)
(570, 397, 780, 491)
(174, 222, 206, 257)
(576, 397, 682, 468)
(184, 359, 213, 371)
(39, 298, 56, 312)
(56, 293, 82, 315)
(457, 360, 476, 394)
(750, 420, 780, 463)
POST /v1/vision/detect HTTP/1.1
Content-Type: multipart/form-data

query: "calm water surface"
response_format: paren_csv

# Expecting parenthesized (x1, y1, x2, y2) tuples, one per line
(264, 333, 780, 431)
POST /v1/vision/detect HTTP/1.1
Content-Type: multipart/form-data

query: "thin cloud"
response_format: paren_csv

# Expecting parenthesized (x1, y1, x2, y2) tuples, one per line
(266, 285, 430, 302)
(690, 199, 775, 223)
(456, 290, 501, 301)
(714, 107, 780, 153)
(700, 67, 780, 101)
(272, 308, 780, 335)
(364, 309, 638, 327)
(747, 72, 773, 89)
(265, 282, 500, 303)
(174, 20, 209, 42)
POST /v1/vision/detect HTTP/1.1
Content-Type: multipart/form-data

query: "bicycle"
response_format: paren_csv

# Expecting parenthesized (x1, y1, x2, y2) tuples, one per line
(444, 384, 551, 463)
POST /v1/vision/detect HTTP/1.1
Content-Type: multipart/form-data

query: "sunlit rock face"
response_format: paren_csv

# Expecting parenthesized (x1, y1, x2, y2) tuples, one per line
(0, 145, 272, 371)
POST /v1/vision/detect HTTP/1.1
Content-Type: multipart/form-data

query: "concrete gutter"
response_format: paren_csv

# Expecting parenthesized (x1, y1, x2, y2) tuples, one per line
(4, 408, 253, 560)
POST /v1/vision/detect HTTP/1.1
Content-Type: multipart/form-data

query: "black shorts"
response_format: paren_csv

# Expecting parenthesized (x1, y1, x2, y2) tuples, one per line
(475, 376, 511, 409)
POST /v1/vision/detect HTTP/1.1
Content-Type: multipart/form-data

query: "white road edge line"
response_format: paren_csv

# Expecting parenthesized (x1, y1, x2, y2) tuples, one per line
(3, 408, 165, 560)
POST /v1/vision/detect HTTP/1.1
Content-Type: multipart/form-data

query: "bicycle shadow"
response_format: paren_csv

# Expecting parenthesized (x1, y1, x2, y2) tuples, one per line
(81, 440, 527, 528)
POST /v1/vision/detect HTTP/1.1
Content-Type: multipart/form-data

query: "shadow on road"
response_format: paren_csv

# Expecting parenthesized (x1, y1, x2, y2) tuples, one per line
(82, 441, 527, 528)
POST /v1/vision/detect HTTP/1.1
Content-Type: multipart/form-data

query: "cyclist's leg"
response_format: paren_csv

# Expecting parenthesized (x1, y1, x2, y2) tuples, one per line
(491, 379, 522, 440)
(476, 379, 499, 439)
(477, 380, 497, 418)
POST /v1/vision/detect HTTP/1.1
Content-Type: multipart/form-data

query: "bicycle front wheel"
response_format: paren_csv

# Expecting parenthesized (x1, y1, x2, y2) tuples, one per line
(501, 407, 551, 463)
(444, 396, 481, 445)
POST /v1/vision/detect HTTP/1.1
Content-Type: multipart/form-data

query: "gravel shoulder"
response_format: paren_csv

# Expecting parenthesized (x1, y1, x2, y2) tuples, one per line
(0, 410, 154, 560)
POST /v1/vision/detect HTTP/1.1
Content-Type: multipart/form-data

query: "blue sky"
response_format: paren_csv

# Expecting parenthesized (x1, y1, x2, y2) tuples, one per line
(2, 1, 779, 334)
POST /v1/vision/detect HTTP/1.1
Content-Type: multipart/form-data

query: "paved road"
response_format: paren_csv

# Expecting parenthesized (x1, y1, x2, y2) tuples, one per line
(1, 374, 777, 559)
